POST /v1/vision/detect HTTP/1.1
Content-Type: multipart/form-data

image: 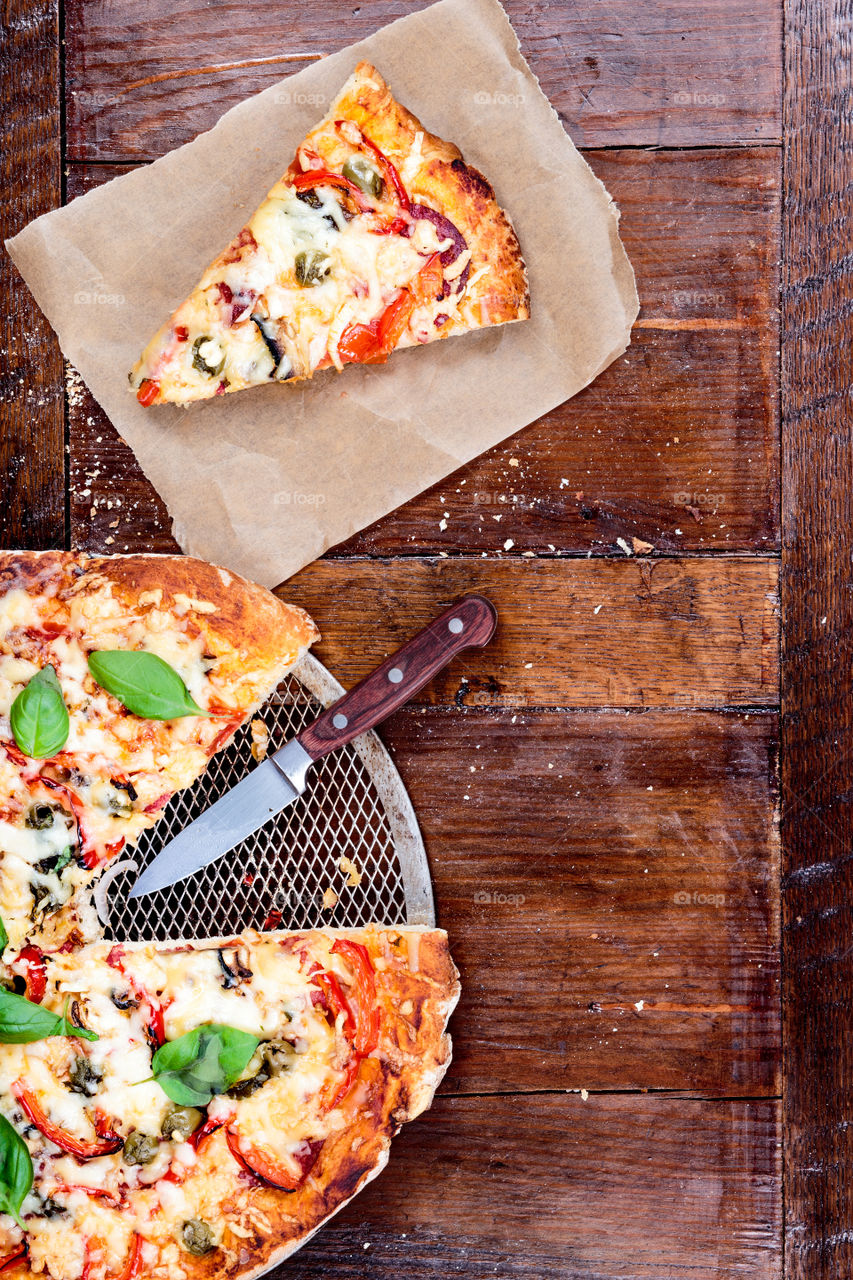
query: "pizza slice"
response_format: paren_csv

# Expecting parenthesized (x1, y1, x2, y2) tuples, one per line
(129, 61, 529, 406)
(0, 926, 459, 1279)
(0, 552, 318, 954)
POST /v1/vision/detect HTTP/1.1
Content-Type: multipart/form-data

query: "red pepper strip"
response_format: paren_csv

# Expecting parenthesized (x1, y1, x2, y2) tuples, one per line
(311, 969, 356, 1040)
(189, 1115, 224, 1152)
(12, 1081, 122, 1160)
(224, 1130, 321, 1191)
(370, 215, 412, 238)
(0, 742, 29, 770)
(136, 379, 159, 407)
(334, 121, 411, 214)
(205, 718, 243, 758)
(322, 1056, 360, 1114)
(408, 253, 444, 306)
(116, 1233, 143, 1280)
(54, 1184, 122, 1208)
(15, 944, 47, 1003)
(331, 940, 380, 1057)
(0, 1247, 27, 1274)
(290, 169, 374, 214)
(338, 292, 415, 366)
(82, 1233, 142, 1280)
(359, 129, 411, 212)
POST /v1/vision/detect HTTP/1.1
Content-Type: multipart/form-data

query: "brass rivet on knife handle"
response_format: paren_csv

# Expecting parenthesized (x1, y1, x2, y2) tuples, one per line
(296, 594, 498, 761)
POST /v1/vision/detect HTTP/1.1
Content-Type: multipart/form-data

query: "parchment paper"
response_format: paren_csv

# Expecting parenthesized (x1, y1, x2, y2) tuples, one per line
(7, 0, 638, 588)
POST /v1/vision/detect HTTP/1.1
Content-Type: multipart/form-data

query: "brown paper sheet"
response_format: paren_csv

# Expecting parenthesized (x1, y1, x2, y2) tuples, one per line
(7, 0, 638, 588)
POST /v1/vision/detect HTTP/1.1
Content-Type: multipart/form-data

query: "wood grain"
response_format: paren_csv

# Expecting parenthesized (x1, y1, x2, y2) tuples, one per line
(0, 0, 65, 551)
(781, 2, 851, 1276)
(65, 147, 780, 557)
(283, 1094, 781, 1279)
(277, 556, 779, 709)
(63, 0, 781, 161)
(379, 707, 780, 1095)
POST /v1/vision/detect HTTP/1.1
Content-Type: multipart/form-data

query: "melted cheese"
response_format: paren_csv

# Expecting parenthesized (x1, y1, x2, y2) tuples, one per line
(0, 932, 398, 1277)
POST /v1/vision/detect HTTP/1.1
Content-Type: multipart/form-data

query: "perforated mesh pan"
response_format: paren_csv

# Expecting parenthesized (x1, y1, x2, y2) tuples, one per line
(105, 654, 435, 941)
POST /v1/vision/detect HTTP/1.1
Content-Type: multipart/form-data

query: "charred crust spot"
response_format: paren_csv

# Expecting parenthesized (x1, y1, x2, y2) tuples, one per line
(449, 158, 494, 203)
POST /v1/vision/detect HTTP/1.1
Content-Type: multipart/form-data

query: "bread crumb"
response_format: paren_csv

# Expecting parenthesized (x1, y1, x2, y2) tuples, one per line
(250, 719, 269, 763)
(321, 887, 339, 911)
(338, 855, 362, 887)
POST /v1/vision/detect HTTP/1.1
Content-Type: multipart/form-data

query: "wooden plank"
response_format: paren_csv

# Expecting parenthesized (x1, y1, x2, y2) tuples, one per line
(63, 1, 781, 161)
(0, 0, 64, 551)
(278, 556, 779, 709)
(66, 148, 780, 557)
(377, 707, 780, 1096)
(781, 2, 851, 1277)
(282, 1094, 781, 1278)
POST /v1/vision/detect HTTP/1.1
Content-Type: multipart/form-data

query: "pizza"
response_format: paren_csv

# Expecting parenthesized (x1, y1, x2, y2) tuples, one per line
(129, 61, 529, 406)
(0, 926, 458, 1280)
(0, 552, 460, 1279)
(0, 552, 318, 955)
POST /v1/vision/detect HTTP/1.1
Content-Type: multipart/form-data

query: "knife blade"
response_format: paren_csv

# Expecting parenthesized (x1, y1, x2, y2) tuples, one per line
(127, 593, 498, 900)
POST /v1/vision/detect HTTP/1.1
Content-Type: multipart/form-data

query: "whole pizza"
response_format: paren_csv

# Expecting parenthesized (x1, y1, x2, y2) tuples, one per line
(0, 552, 459, 1279)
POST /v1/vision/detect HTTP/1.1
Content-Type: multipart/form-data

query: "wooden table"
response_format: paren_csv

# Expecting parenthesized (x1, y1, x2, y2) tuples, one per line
(2, 1, 847, 1275)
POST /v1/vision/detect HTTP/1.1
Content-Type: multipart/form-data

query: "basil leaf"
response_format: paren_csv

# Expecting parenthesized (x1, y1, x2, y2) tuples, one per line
(87, 650, 209, 720)
(53, 848, 73, 873)
(0, 916, 7, 953)
(0, 988, 98, 1044)
(9, 665, 70, 759)
(152, 1024, 259, 1106)
(0, 1116, 33, 1228)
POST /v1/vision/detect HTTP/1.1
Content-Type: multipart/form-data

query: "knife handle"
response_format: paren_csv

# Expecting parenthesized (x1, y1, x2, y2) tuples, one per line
(296, 594, 497, 762)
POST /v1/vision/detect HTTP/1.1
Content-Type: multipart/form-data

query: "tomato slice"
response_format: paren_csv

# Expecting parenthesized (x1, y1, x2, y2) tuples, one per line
(135, 379, 159, 407)
(331, 939, 380, 1057)
(225, 1130, 321, 1191)
(14, 944, 46, 1003)
(12, 1082, 122, 1160)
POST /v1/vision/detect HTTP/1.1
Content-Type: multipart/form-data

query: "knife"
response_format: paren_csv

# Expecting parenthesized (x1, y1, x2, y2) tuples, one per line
(127, 594, 498, 899)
